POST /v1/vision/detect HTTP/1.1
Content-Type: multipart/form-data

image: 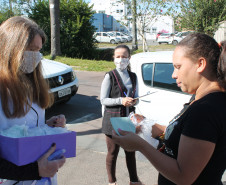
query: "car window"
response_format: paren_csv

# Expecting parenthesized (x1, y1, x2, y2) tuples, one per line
(103, 33, 108, 36)
(153, 63, 181, 91)
(160, 33, 170, 36)
(96, 33, 101, 36)
(142, 63, 153, 86)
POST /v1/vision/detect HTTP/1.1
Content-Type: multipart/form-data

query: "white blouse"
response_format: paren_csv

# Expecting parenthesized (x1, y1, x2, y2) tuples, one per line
(0, 98, 45, 131)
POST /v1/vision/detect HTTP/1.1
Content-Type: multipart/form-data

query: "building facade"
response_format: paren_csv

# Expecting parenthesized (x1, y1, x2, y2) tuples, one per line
(90, 0, 174, 39)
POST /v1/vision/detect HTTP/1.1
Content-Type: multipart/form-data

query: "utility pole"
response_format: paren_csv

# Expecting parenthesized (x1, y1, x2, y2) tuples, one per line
(49, 0, 61, 59)
(132, 0, 138, 51)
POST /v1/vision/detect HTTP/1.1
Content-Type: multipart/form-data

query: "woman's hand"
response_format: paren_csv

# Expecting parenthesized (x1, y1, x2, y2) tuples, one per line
(38, 144, 66, 177)
(46, 114, 66, 128)
(122, 97, 136, 107)
(135, 125, 142, 134)
(151, 123, 166, 138)
(112, 129, 144, 152)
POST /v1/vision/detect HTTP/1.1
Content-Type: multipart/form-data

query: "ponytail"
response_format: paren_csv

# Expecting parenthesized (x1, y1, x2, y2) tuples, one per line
(217, 41, 226, 90)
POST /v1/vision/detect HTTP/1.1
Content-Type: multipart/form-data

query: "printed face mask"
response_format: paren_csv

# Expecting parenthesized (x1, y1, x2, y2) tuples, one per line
(21, 51, 42, 73)
(114, 58, 130, 70)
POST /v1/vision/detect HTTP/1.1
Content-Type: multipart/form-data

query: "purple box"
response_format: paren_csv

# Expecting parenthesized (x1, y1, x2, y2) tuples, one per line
(0, 131, 76, 166)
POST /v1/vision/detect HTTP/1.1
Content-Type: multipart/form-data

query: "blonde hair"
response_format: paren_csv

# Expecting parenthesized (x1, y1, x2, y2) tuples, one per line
(0, 16, 53, 118)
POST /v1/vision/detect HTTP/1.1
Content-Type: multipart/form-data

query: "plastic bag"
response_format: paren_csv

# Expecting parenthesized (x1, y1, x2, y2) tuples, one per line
(129, 112, 159, 149)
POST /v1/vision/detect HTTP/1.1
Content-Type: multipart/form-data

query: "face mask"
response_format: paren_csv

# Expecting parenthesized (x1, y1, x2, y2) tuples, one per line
(114, 58, 130, 70)
(20, 51, 42, 73)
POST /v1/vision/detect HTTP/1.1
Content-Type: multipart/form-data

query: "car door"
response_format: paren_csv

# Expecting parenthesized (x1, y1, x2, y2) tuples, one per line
(102, 32, 110, 42)
(134, 61, 191, 126)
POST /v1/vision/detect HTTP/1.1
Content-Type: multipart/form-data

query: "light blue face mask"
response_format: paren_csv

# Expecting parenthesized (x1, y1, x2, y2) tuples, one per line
(20, 51, 43, 73)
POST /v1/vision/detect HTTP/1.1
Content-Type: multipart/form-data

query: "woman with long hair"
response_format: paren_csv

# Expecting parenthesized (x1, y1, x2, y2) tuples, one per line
(0, 16, 66, 184)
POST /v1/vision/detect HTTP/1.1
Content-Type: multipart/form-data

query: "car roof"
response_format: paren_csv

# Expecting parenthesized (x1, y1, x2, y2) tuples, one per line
(131, 51, 174, 64)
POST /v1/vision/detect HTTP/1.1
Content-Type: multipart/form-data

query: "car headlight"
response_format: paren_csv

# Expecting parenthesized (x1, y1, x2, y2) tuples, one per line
(71, 70, 77, 81)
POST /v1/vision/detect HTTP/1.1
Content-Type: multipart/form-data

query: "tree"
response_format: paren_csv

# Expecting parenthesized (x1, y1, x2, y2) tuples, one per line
(136, 0, 165, 52)
(167, 0, 226, 36)
(132, 0, 138, 51)
(28, 0, 97, 59)
(49, 0, 61, 58)
(123, 0, 168, 52)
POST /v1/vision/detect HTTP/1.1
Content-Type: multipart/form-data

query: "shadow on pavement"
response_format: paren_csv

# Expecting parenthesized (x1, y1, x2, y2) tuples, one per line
(46, 94, 102, 123)
(76, 128, 102, 136)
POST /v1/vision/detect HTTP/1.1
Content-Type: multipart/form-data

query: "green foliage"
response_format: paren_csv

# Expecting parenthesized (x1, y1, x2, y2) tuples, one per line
(27, 1, 51, 53)
(167, 0, 226, 36)
(94, 48, 114, 61)
(27, 0, 97, 59)
(0, 0, 24, 24)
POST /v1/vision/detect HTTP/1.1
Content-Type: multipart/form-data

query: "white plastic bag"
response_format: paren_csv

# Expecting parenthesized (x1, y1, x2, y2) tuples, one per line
(129, 112, 159, 149)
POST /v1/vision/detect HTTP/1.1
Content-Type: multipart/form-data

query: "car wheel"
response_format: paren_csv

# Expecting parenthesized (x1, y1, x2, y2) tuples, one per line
(158, 42, 162, 45)
(110, 40, 116, 44)
(172, 40, 178, 45)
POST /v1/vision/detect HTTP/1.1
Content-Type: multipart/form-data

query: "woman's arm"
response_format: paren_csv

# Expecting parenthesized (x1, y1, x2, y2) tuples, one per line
(112, 130, 215, 185)
(0, 144, 65, 181)
(100, 74, 122, 106)
(0, 158, 41, 180)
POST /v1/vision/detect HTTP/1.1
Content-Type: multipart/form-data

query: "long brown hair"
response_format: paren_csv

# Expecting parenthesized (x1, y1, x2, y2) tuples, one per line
(0, 16, 53, 118)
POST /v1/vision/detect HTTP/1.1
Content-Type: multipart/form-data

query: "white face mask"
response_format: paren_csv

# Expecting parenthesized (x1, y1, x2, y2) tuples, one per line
(21, 51, 42, 73)
(114, 58, 130, 70)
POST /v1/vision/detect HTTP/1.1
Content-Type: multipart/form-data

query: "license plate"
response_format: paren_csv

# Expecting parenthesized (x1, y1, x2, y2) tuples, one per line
(58, 88, 71, 98)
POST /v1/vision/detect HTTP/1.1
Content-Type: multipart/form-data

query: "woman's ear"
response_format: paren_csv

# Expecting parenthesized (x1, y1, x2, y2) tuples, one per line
(197, 57, 207, 73)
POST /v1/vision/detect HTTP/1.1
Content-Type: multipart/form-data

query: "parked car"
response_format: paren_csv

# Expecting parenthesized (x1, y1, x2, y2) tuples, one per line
(130, 51, 191, 126)
(156, 32, 163, 41)
(108, 31, 129, 42)
(93, 32, 120, 44)
(41, 58, 79, 104)
(157, 33, 174, 44)
(172, 31, 194, 45)
(122, 32, 133, 42)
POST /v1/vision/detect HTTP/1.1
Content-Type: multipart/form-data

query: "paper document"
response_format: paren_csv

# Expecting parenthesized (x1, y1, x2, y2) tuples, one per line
(133, 91, 156, 100)
(110, 117, 135, 136)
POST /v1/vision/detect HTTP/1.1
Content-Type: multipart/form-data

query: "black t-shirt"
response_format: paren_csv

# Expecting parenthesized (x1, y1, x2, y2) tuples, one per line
(158, 92, 226, 185)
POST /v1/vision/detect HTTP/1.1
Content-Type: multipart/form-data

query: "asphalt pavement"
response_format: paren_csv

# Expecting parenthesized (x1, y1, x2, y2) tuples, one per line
(58, 119, 159, 185)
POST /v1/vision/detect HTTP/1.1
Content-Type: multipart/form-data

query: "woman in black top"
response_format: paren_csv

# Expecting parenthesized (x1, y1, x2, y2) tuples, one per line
(112, 33, 226, 185)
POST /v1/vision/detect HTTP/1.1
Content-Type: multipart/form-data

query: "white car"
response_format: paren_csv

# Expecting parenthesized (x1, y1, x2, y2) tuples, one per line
(172, 31, 194, 45)
(108, 31, 130, 42)
(93, 32, 121, 44)
(157, 33, 173, 44)
(130, 51, 191, 126)
(41, 58, 79, 104)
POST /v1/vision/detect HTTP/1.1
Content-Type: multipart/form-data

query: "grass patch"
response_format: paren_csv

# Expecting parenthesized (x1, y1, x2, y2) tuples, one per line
(44, 55, 115, 72)
(44, 44, 176, 72)
(148, 44, 176, 51)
